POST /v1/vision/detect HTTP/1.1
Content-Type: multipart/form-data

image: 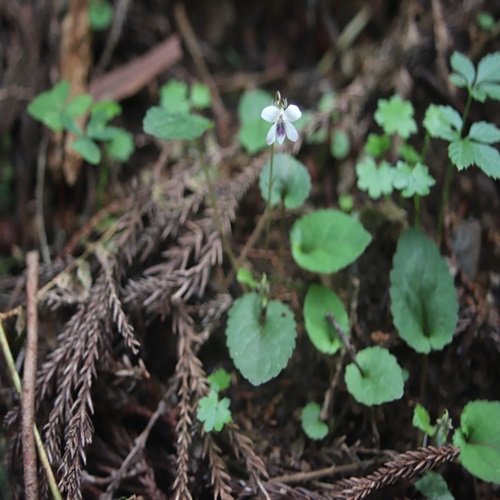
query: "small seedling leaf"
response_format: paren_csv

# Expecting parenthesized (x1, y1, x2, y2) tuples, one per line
(345, 346, 404, 406)
(89, 0, 113, 31)
(71, 137, 101, 165)
(448, 139, 475, 170)
(423, 104, 462, 141)
(303, 284, 349, 355)
(392, 161, 436, 198)
(197, 390, 232, 432)
(238, 89, 274, 153)
(27, 80, 71, 131)
(225, 293, 296, 386)
(453, 400, 500, 483)
(470, 142, 500, 178)
(258, 153, 311, 209)
(450, 51, 476, 88)
(331, 129, 350, 160)
(290, 209, 371, 274)
(236, 268, 257, 288)
(374, 95, 417, 139)
(105, 128, 135, 162)
(398, 143, 421, 164)
(390, 228, 458, 353)
(301, 403, 329, 440)
(413, 404, 436, 436)
(468, 121, 500, 144)
(190, 82, 212, 109)
(364, 133, 391, 157)
(414, 472, 454, 500)
(208, 368, 232, 392)
(143, 108, 213, 140)
(356, 156, 394, 199)
(159, 80, 190, 114)
(476, 12, 495, 32)
(476, 52, 500, 87)
(65, 93, 93, 119)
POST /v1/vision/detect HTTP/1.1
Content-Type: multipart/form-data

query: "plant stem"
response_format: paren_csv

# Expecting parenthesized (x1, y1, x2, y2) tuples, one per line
(195, 138, 239, 274)
(265, 143, 275, 251)
(414, 194, 420, 229)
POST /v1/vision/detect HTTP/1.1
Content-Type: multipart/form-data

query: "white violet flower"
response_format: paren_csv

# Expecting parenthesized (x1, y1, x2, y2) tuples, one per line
(261, 92, 302, 145)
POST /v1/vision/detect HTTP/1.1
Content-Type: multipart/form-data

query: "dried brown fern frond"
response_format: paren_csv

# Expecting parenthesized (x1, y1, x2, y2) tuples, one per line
(332, 444, 460, 499)
(203, 434, 234, 500)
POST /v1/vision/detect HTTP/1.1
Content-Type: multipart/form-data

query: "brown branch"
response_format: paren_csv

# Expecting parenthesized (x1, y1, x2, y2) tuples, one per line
(22, 251, 40, 498)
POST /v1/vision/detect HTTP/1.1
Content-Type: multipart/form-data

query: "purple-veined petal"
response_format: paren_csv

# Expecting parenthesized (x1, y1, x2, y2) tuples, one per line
(261, 105, 280, 123)
(276, 119, 287, 144)
(284, 104, 301, 122)
(266, 124, 277, 145)
(285, 121, 299, 142)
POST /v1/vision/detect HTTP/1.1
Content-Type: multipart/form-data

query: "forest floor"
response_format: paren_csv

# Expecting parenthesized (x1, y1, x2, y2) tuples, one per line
(1, 0, 500, 499)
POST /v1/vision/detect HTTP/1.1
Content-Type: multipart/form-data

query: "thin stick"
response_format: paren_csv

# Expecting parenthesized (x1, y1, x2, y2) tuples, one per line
(35, 135, 50, 265)
(22, 251, 40, 498)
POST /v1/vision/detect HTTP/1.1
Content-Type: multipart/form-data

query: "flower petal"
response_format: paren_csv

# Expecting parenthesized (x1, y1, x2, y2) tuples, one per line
(285, 121, 299, 142)
(261, 105, 280, 123)
(266, 124, 277, 145)
(284, 104, 301, 122)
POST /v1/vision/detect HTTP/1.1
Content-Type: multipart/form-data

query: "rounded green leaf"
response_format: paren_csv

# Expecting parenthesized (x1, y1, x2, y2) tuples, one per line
(301, 403, 329, 440)
(258, 153, 311, 209)
(345, 346, 404, 406)
(89, 0, 113, 31)
(159, 80, 190, 114)
(303, 284, 349, 354)
(238, 89, 273, 153)
(143, 107, 212, 140)
(71, 137, 101, 164)
(105, 128, 134, 162)
(190, 82, 212, 110)
(331, 129, 350, 160)
(27, 80, 70, 131)
(390, 228, 458, 353)
(414, 472, 454, 500)
(290, 209, 371, 274)
(450, 51, 476, 88)
(226, 293, 296, 386)
(453, 400, 500, 483)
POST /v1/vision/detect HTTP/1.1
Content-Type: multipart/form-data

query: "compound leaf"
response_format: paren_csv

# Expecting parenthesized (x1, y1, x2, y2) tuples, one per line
(197, 390, 232, 433)
(392, 161, 436, 197)
(450, 51, 476, 88)
(423, 104, 462, 141)
(356, 156, 394, 199)
(374, 95, 417, 139)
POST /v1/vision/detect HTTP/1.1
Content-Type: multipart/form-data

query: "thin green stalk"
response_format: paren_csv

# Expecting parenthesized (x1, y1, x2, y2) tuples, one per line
(195, 138, 238, 274)
(265, 143, 275, 251)
(414, 194, 421, 229)
(0, 320, 62, 500)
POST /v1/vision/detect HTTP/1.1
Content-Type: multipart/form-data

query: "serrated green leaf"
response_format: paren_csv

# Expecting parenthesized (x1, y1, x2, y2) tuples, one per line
(303, 284, 349, 355)
(258, 153, 311, 209)
(392, 161, 435, 198)
(476, 82, 500, 101)
(450, 51, 476, 88)
(190, 82, 212, 109)
(301, 403, 329, 440)
(27, 80, 71, 131)
(345, 346, 404, 406)
(453, 400, 500, 483)
(208, 368, 232, 392)
(471, 142, 500, 178)
(364, 133, 391, 157)
(71, 137, 101, 164)
(390, 228, 458, 353)
(413, 404, 436, 436)
(197, 390, 232, 432)
(374, 95, 417, 139)
(423, 104, 462, 141)
(143, 108, 212, 140)
(290, 209, 371, 274)
(468, 121, 500, 144)
(414, 472, 454, 500)
(105, 128, 134, 161)
(159, 80, 190, 113)
(356, 156, 394, 199)
(225, 293, 296, 386)
(448, 139, 475, 170)
(331, 129, 350, 160)
(476, 52, 500, 86)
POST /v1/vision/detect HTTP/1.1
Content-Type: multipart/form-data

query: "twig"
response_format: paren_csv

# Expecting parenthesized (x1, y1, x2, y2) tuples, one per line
(22, 251, 40, 498)
(0, 321, 62, 500)
(35, 134, 50, 265)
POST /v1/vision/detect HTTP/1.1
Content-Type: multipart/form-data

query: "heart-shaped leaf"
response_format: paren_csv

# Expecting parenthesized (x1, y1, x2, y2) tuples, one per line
(143, 107, 212, 140)
(390, 228, 458, 353)
(301, 403, 329, 440)
(290, 209, 371, 274)
(226, 293, 296, 386)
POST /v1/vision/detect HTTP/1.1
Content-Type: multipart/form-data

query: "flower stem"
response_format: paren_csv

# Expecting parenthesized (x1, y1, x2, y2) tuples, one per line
(414, 194, 421, 229)
(196, 138, 238, 274)
(265, 143, 275, 251)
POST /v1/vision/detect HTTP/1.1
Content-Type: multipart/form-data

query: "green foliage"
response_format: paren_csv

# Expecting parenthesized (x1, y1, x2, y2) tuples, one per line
(476, 12, 495, 31)
(338, 194, 354, 213)
(331, 129, 350, 160)
(225, 292, 296, 386)
(190, 82, 212, 110)
(258, 153, 311, 209)
(356, 156, 394, 199)
(374, 95, 417, 139)
(236, 267, 257, 288)
(207, 368, 232, 392)
(159, 80, 212, 114)
(89, 0, 113, 31)
(238, 89, 274, 153)
(412, 404, 436, 437)
(301, 403, 329, 440)
(344, 346, 404, 406)
(365, 133, 391, 157)
(143, 108, 212, 140)
(290, 209, 372, 274)
(453, 400, 500, 483)
(392, 161, 435, 197)
(303, 284, 349, 355)
(390, 228, 458, 353)
(196, 389, 232, 432)
(414, 472, 454, 500)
